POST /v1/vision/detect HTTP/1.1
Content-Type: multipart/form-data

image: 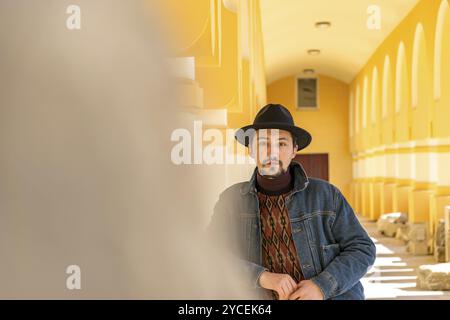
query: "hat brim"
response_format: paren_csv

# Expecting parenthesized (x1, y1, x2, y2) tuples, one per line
(234, 122, 312, 150)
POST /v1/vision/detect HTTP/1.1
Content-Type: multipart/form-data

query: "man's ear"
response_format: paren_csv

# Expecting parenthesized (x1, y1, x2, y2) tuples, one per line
(291, 144, 298, 159)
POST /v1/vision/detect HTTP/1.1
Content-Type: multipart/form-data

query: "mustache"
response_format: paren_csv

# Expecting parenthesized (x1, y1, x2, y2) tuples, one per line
(262, 157, 282, 166)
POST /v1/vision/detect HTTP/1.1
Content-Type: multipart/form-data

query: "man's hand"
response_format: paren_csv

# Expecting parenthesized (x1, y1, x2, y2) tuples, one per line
(288, 280, 324, 300)
(258, 271, 297, 300)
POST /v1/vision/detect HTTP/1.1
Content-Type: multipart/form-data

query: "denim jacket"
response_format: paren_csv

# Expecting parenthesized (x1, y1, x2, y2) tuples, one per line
(208, 161, 376, 300)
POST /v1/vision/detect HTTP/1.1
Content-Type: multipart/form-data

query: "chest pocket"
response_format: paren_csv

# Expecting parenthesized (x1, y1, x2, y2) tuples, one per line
(290, 212, 338, 273)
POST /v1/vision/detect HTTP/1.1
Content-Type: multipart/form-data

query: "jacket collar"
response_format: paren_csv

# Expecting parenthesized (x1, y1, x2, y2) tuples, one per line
(240, 161, 309, 196)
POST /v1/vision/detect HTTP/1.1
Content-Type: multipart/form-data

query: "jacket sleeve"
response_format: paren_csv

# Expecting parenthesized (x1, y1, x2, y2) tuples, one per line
(206, 191, 268, 289)
(310, 187, 376, 299)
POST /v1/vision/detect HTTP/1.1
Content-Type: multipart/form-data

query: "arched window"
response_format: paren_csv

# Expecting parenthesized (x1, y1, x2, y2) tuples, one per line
(382, 55, 392, 119)
(371, 67, 379, 124)
(395, 42, 408, 114)
(355, 85, 360, 133)
(412, 23, 428, 109)
(434, 0, 449, 101)
(363, 76, 368, 128)
(349, 91, 354, 137)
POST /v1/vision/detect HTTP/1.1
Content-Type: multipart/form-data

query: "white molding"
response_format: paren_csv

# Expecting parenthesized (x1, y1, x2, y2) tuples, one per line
(353, 147, 448, 185)
(184, 108, 228, 127)
(178, 79, 204, 109)
(397, 140, 416, 149)
(416, 136, 450, 146)
(167, 57, 196, 80)
(353, 137, 450, 158)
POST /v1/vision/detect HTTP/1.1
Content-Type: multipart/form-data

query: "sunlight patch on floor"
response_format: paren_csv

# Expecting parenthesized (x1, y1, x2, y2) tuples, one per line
(361, 220, 450, 300)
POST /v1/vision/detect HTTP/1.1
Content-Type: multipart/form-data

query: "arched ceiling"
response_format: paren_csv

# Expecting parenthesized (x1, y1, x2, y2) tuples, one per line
(260, 0, 420, 84)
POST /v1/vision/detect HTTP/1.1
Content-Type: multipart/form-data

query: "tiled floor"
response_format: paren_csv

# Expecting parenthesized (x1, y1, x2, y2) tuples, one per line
(360, 218, 450, 300)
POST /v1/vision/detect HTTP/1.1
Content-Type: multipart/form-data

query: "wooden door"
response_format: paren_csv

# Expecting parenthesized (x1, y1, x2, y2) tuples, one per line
(293, 153, 329, 181)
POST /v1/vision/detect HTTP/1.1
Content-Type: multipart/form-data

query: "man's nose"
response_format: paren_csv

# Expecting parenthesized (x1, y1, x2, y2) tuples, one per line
(266, 143, 279, 158)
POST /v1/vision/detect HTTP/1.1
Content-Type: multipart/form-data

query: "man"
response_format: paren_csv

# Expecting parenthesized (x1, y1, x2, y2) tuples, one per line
(208, 104, 376, 300)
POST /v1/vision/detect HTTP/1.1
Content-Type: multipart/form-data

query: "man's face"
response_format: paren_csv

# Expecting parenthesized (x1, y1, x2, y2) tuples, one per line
(249, 129, 298, 178)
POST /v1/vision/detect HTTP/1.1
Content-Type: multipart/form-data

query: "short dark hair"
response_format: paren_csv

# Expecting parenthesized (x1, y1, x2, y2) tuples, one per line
(290, 132, 298, 150)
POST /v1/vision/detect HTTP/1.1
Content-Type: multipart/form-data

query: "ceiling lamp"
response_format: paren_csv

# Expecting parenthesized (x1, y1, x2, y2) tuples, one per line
(307, 49, 321, 56)
(315, 21, 331, 29)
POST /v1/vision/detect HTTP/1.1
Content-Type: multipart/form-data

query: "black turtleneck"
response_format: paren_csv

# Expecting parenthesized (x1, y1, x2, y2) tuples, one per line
(256, 165, 294, 196)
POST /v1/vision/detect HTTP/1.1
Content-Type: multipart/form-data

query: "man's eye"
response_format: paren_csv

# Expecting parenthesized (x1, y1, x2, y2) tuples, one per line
(280, 142, 287, 147)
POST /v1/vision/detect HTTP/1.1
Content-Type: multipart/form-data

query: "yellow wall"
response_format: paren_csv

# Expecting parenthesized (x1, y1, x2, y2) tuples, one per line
(267, 75, 352, 200)
(350, 0, 450, 237)
(154, 0, 267, 129)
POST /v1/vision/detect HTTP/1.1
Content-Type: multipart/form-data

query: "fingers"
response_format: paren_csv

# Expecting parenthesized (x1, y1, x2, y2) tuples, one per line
(289, 281, 324, 300)
(280, 285, 287, 297)
(288, 287, 304, 300)
(288, 277, 297, 292)
(283, 279, 296, 296)
(278, 293, 289, 300)
(289, 281, 310, 300)
(277, 275, 296, 297)
(272, 274, 302, 300)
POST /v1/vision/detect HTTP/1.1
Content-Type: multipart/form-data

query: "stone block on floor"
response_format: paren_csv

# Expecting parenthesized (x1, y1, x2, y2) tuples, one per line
(407, 222, 430, 256)
(395, 224, 409, 244)
(417, 263, 450, 291)
(377, 212, 408, 237)
(408, 241, 428, 255)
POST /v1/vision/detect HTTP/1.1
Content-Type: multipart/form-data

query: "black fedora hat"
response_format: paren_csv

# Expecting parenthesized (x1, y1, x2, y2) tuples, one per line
(235, 104, 312, 150)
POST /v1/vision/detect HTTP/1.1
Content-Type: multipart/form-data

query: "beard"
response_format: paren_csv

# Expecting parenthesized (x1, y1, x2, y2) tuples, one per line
(258, 160, 286, 178)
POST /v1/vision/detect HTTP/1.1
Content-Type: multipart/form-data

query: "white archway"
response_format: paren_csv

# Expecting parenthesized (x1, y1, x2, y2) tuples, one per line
(355, 84, 360, 133)
(349, 90, 354, 138)
(363, 76, 368, 128)
(395, 42, 407, 114)
(434, 0, 449, 101)
(411, 23, 425, 108)
(371, 66, 379, 124)
(382, 55, 391, 119)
